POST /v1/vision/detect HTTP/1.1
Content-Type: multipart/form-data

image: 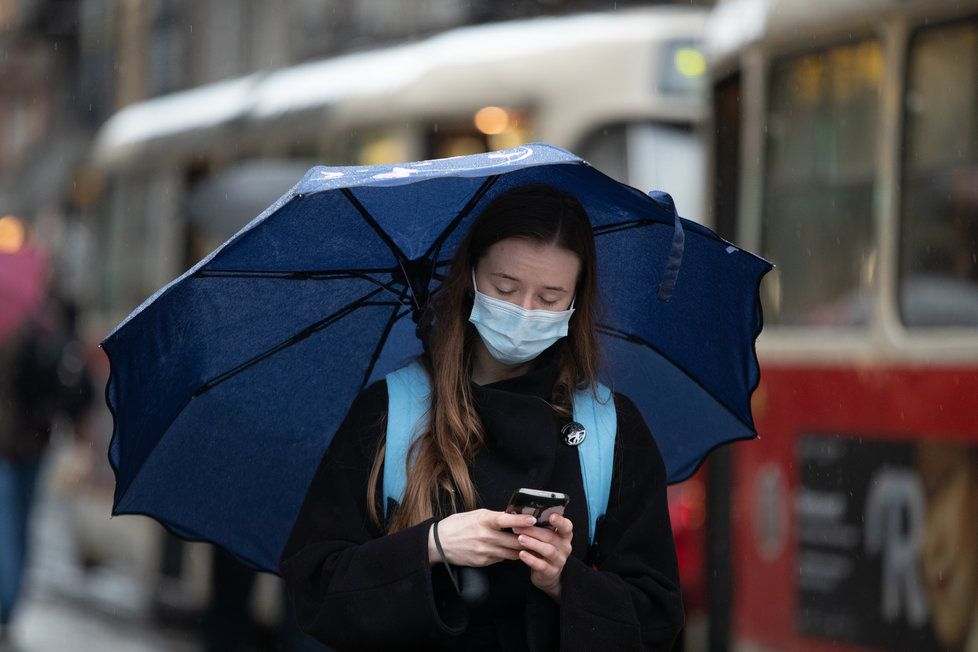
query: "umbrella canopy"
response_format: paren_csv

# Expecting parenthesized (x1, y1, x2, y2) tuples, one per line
(101, 143, 771, 573)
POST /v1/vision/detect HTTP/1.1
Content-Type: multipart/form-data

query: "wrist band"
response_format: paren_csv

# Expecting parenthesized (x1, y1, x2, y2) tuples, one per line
(432, 519, 461, 595)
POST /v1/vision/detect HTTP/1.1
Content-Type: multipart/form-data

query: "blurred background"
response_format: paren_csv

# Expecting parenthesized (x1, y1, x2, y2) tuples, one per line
(1, 0, 976, 650)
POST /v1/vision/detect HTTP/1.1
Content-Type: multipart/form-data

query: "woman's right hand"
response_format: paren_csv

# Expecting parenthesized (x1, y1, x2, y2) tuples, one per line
(428, 509, 537, 567)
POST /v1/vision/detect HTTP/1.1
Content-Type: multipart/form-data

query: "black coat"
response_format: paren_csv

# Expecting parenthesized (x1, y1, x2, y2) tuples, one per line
(279, 349, 683, 650)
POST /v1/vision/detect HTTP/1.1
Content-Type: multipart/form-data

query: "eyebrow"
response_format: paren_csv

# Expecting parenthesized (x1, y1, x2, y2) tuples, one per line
(490, 272, 567, 293)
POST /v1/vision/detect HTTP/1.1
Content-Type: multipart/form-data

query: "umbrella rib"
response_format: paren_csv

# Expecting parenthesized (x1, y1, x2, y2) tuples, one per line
(340, 188, 410, 266)
(340, 187, 431, 316)
(592, 219, 656, 237)
(596, 323, 757, 434)
(423, 175, 500, 262)
(193, 287, 389, 397)
(195, 267, 397, 278)
(194, 268, 410, 305)
(358, 283, 414, 393)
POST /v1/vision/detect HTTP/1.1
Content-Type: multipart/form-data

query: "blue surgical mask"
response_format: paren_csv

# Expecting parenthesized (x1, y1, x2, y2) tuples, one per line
(468, 269, 575, 365)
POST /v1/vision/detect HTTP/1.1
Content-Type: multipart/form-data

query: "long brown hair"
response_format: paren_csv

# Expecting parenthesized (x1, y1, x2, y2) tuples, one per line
(367, 183, 602, 532)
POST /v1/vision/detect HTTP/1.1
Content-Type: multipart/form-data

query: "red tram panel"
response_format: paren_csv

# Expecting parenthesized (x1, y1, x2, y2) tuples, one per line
(733, 363, 978, 651)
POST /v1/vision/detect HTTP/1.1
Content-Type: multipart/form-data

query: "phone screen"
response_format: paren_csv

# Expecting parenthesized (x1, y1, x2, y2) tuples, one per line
(504, 488, 570, 527)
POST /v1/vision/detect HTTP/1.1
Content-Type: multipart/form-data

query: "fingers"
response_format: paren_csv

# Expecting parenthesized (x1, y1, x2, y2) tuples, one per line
(513, 513, 573, 543)
(492, 511, 539, 530)
(474, 539, 524, 564)
(450, 510, 572, 567)
(514, 512, 572, 579)
(472, 514, 528, 564)
(516, 533, 557, 560)
(517, 540, 564, 584)
(550, 513, 573, 537)
(518, 549, 551, 571)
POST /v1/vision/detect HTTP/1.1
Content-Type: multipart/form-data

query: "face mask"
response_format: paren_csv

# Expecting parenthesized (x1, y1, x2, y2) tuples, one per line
(468, 269, 575, 365)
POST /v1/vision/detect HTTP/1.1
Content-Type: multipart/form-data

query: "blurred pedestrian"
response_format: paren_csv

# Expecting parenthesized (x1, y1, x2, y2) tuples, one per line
(0, 296, 93, 645)
(201, 546, 257, 652)
(201, 545, 331, 652)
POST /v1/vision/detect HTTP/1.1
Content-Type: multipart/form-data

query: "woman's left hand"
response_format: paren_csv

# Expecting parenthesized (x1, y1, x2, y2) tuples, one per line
(513, 512, 573, 602)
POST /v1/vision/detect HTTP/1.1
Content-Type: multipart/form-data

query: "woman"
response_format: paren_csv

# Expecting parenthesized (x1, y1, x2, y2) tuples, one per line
(279, 183, 683, 650)
(917, 442, 978, 652)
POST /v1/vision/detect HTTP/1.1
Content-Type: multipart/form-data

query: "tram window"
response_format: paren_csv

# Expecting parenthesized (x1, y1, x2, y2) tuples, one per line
(357, 132, 417, 166)
(577, 125, 628, 184)
(627, 123, 704, 223)
(577, 122, 702, 222)
(426, 109, 532, 161)
(900, 19, 978, 328)
(713, 74, 741, 243)
(762, 40, 883, 327)
(102, 179, 152, 321)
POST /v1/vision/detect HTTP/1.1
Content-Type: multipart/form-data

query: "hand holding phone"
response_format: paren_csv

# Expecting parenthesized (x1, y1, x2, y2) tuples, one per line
(504, 488, 569, 528)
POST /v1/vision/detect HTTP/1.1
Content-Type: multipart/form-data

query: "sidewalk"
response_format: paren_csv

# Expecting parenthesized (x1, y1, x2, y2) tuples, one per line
(2, 452, 198, 652)
(7, 592, 196, 652)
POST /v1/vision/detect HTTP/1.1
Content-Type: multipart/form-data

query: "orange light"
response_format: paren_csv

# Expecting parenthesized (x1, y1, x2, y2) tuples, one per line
(0, 215, 26, 252)
(474, 106, 510, 135)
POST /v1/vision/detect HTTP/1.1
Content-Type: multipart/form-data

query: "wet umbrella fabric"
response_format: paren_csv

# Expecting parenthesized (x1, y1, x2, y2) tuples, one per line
(101, 143, 771, 573)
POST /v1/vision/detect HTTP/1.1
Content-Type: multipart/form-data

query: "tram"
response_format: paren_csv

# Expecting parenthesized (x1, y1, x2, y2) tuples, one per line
(79, 6, 712, 631)
(705, 1, 978, 650)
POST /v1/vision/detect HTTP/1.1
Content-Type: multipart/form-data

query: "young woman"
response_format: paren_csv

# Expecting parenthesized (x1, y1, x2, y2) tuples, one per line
(917, 442, 978, 652)
(279, 183, 683, 650)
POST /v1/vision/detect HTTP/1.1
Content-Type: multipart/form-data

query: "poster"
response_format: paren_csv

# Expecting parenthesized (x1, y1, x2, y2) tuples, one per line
(795, 434, 978, 651)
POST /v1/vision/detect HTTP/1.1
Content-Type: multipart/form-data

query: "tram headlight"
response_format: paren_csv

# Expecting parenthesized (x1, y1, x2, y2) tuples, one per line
(674, 47, 706, 78)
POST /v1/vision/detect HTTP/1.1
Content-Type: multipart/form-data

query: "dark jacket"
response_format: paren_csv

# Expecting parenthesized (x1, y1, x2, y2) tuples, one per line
(0, 313, 93, 460)
(279, 348, 683, 650)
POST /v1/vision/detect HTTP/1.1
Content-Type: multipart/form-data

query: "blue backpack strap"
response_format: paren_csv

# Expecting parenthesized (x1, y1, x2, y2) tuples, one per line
(571, 382, 617, 547)
(385, 361, 618, 548)
(383, 360, 432, 514)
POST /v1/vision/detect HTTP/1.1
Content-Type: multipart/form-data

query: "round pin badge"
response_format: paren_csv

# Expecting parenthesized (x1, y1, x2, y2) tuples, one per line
(561, 421, 587, 446)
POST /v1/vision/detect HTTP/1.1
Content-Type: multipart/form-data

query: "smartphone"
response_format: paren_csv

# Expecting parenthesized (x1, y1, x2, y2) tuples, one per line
(504, 488, 570, 527)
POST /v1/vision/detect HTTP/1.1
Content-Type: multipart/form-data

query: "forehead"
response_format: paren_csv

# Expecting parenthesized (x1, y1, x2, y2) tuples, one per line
(480, 238, 580, 285)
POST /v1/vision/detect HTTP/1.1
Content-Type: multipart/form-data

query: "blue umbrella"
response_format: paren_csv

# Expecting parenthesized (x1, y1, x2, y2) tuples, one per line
(101, 143, 771, 573)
